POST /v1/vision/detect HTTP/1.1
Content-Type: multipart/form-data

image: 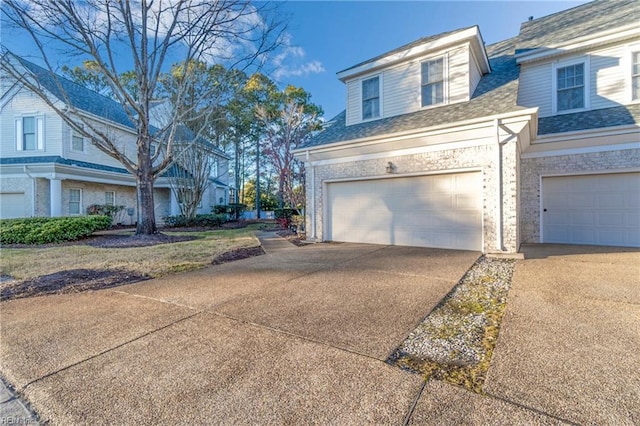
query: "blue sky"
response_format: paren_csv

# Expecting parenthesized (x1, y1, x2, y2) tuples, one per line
(274, 1, 587, 119)
(3, 1, 587, 120)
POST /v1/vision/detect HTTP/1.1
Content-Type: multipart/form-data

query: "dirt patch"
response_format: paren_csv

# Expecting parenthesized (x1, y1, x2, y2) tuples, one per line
(276, 230, 305, 246)
(0, 268, 149, 302)
(212, 246, 265, 264)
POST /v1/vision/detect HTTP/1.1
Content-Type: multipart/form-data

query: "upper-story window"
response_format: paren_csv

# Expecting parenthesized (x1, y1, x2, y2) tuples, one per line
(556, 63, 585, 111)
(71, 128, 84, 152)
(362, 76, 380, 120)
(421, 57, 444, 107)
(632, 51, 640, 101)
(15, 115, 44, 151)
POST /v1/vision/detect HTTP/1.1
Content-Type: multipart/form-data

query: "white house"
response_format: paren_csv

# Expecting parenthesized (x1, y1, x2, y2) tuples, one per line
(295, 0, 640, 252)
(0, 56, 230, 223)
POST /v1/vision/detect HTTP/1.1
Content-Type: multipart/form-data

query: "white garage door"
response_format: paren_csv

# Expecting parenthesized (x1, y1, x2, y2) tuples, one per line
(326, 172, 482, 251)
(542, 173, 640, 247)
(0, 193, 26, 219)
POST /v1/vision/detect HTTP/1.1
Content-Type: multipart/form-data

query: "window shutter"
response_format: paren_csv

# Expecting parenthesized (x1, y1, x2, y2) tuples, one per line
(15, 118, 23, 151)
(36, 116, 45, 150)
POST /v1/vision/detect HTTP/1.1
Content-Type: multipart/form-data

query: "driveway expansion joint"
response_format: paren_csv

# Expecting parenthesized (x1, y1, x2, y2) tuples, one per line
(484, 392, 582, 425)
(402, 380, 427, 426)
(19, 311, 202, 393)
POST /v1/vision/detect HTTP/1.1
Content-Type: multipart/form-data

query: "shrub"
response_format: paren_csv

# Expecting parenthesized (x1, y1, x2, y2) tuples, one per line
(87, 204, 125, 218)
(0, 215, 112, 245)
(228, 203, 247, 220)
(163, 214, 227, 228)
(211, 204, 229, 215)
(274, 208, 297, 229)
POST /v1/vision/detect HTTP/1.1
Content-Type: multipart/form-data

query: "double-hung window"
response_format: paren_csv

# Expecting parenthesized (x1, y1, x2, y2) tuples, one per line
(71, 128, 84, 152)
(556, 63, 585, 111)
(69, 189, 82, 215)
(632, 51, 640, 101)
(421, 57, 444, 107)
(362, 76, 380, 120)
(15, 116, 45, 151)
(105, 191, 115, 206)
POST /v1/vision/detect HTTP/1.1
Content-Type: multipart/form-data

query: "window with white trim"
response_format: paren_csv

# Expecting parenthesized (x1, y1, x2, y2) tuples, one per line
(71, 128, 84, 152)
(632, 51, 640, 101)
(421, 57, 444, 107)
(556, 63, 585, 111)
(69, 189, 82, 215)
(15, 116, 45, 151)
(362, 76, 380, 120)
(105, 191, 115, 206)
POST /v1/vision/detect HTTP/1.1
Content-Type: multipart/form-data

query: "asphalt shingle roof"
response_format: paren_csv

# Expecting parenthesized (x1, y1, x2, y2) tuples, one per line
(15, 56, 137, 130)
(515, 0, 640, 55)
(302, 0, 640, 149)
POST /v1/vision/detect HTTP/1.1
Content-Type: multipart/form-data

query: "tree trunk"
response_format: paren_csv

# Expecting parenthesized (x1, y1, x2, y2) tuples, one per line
(255, 138, 261, 219)
(136, 173, 157, 234)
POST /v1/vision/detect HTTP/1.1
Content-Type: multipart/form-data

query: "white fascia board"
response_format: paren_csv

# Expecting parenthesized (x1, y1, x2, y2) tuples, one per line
(522, 141, 640, 159)
(337, 27, 485, 81)
(293, 107, 539, 159)
(534, 124, 640, 144)
(515, 24, 640, 64)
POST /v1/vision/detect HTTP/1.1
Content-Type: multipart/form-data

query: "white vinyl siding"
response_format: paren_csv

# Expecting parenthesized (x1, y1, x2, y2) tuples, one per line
(69, 188, 82, 215)
(345, 45, 473, 125)
(362, 76, 381, 120)
(469, 47, 483, 96)
(383, 62, 418, 117)
(447, 46, 470, 103)
(519, 44, 634, 116)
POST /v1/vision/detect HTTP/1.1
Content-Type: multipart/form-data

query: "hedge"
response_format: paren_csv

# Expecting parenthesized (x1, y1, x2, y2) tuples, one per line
(163, 213, 228, 228)
(0, 215, 113, 245)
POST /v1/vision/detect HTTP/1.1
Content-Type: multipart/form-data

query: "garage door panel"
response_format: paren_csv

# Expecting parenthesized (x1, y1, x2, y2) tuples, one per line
(327, 172, 482, 251)
(543, 172, 640, 247)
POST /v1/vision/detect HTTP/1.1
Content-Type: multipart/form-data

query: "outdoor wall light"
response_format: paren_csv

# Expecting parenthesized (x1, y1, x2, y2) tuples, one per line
(385, 162, 395, 173)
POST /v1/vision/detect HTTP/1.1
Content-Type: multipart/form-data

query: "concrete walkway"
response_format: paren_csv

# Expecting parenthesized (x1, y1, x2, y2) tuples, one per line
(1, 236, 638, 424)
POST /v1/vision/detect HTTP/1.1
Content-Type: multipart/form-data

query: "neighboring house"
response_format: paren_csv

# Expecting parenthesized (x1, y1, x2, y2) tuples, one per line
(0, 57, 229, 222)
(295, 0, 640, 252)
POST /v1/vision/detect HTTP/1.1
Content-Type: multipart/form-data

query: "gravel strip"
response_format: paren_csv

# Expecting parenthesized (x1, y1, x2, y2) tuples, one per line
(389, 256, 515, 389)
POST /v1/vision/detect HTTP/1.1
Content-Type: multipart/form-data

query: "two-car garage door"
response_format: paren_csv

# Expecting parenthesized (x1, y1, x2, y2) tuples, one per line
(542, 172, 640, 247)
(326, 172, 482, 251)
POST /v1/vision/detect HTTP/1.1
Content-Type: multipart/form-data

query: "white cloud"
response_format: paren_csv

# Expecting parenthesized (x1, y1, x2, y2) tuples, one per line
(271, 40, 325, 80)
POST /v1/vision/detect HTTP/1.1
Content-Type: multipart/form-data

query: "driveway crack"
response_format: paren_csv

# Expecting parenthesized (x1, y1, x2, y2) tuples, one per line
(402, 380, 426, 426)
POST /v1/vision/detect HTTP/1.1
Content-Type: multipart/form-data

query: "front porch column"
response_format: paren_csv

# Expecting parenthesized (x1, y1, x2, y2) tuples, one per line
(50, 178, 62, 217)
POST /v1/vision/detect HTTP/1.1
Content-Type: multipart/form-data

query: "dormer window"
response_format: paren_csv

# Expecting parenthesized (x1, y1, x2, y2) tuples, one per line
(362, 76, 380, 120)
(421, 57, 445, 107)
(556, 63, 584, 111)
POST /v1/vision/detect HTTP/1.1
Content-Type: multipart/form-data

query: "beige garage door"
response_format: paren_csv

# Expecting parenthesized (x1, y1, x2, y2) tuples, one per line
(326, 172, 482, 251)
(0, 193, 26, 219)
(542, 172, 640, 247)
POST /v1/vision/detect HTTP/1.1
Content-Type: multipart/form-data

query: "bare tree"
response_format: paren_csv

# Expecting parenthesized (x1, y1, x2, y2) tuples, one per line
(257, 84, 322, 209)
(1, 0, 284, 235)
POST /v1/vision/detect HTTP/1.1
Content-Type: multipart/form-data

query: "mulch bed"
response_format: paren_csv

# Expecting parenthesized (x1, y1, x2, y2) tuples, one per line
(276, 229, 305, 246)
(0, 268, 150, 302)
(212, 246, 265, 264)
(2, 233, 197, 249)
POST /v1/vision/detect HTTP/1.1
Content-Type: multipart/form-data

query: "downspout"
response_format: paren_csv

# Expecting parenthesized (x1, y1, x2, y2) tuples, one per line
(23, 166, 36, 217)
(494, 119, 504, 252)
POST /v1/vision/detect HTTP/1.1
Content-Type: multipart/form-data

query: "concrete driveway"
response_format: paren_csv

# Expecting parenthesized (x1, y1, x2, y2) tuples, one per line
(2, 236, 639, 424)
(1, 233, 479, 424)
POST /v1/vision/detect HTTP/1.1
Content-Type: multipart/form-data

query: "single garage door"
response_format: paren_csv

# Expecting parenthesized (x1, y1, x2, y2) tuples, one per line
(326, 172, 482, 251)
(542, 172, 640, 247)
(0, 193, 26, 219)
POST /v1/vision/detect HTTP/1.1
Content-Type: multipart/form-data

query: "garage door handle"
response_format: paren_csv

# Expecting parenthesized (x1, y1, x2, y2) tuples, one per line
(543, 208, 547, 212)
